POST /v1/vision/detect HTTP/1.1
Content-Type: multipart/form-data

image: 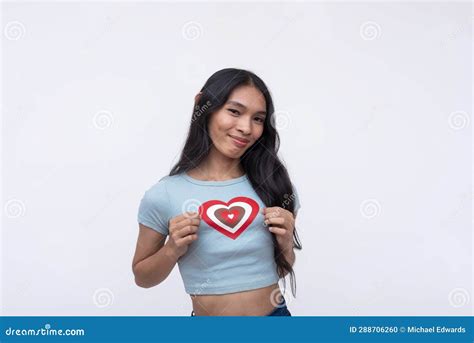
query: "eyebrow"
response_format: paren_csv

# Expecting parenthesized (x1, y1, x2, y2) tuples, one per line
(226, 100, 267, 116)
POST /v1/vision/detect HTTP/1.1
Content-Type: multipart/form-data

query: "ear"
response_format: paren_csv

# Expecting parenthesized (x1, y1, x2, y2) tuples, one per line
(194, 92, 203, 105)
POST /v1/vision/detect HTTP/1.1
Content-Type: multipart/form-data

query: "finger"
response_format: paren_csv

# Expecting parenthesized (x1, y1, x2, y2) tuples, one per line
(264, 217, 285, 226)
(170, 216, 199, 234)
(176, 233, 198, 245)
(181, 211, 201, 220)
(170, 212, 199, 225)
(268, 226, 286, 235)
(263, 206, 279, 214)
(176, 224, 199, 237)
(175, 226, 198, 239)
(264, 207, 284, 218)
(177, 216, 201, 228)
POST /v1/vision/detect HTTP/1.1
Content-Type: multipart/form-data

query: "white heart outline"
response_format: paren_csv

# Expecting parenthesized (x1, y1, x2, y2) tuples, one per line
(207, 201, 252, 234)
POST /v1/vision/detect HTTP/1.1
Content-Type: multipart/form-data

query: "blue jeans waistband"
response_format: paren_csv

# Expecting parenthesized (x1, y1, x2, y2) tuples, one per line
(266, 296, 291, 316)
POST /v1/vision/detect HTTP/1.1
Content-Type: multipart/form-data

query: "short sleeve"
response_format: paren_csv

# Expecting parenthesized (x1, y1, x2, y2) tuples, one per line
(137, 182, 170, 235)
(292, 183, 301, 216)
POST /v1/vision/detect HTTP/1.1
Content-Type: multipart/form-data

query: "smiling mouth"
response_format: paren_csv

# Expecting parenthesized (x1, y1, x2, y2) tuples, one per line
(229, 135, 249, 147)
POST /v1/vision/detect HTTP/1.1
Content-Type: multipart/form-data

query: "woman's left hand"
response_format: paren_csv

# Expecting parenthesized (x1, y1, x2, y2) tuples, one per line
(262, 207, 295, 251)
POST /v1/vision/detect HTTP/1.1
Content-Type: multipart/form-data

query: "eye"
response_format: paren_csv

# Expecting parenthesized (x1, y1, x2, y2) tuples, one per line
(255, 117, 265, 123)
(228, 109, 240, 115)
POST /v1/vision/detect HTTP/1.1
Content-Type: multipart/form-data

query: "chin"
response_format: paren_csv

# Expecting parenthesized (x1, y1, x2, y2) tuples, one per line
(228, 151, 243, 158)
(225, 148, 245, 159)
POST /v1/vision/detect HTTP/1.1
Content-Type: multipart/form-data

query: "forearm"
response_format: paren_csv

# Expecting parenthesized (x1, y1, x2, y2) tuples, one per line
(134, 244, 179, 288)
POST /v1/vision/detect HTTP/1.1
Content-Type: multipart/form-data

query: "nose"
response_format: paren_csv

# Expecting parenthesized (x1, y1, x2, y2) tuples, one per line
(236, 117, 252, 135)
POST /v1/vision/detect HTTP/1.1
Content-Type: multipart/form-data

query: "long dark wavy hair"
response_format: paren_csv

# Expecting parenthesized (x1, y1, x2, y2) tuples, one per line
(169, 68, 302, 297)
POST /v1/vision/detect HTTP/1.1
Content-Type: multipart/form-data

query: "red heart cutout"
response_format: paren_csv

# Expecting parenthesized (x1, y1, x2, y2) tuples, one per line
(199, 196, 259, 240)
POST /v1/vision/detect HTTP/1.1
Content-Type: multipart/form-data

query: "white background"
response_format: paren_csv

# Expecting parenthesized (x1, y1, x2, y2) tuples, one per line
(1, 1, 472, 316)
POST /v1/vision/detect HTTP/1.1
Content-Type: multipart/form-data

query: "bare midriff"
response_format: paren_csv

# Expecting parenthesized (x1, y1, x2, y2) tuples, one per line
(190, 283, 281, 316)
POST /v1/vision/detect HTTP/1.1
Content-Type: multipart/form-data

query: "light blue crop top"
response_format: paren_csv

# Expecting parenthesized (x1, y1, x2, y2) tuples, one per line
(137, 172, 301, 295)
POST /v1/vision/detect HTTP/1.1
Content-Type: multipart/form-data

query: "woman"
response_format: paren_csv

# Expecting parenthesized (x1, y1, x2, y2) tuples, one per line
(132, 68, 302, 316)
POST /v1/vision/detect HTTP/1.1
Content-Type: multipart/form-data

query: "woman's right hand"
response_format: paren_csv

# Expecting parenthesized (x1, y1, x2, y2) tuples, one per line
(165, 211, 201, 259)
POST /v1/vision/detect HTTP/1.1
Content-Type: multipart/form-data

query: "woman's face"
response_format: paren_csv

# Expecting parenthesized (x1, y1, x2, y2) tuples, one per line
(207, 85, 267, 158)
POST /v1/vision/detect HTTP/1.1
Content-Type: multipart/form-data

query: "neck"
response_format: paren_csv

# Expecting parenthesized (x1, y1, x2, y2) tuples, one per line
(192, 148, 244, 181)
